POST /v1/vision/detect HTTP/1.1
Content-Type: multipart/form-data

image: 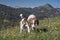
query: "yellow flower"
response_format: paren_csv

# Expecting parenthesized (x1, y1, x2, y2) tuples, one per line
(54, 27, 58, 30)
(40, 30, 42, 32)
(48, 26, 50, 27)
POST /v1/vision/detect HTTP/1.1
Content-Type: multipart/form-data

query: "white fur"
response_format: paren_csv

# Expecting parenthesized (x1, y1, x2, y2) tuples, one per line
(20, 14, 23, 17)
(27, 14, 36, 31)
(20, 18, 30, 33)
(20, 18, 25, 33)
(31, 20, 35, 30)
(20, 14, 36, 33)
(25, 22, 30, 32)
(27, 14, 36, 21)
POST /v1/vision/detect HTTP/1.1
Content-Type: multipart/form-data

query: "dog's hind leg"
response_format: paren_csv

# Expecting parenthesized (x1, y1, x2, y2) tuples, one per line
(25, 22, 30, 33)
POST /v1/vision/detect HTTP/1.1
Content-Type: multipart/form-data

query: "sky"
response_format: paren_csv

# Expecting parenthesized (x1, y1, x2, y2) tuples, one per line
(0, 0, 60, 8)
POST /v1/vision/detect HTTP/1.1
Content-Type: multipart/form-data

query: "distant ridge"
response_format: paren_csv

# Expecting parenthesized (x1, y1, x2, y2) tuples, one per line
(0, 3, 60, 21)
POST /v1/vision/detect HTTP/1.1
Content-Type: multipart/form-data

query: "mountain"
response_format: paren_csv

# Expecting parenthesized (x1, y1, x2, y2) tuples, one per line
(33, 4, 60, 18)
(42, 4, 54, 10)
(56, 8, 60, 12)
(0, 4, 17, 20)
(34, 4, 54, 10)
(0, 4, 60, 21)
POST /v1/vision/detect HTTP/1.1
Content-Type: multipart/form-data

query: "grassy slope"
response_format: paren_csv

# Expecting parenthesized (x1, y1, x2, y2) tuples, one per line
(0, 16, 60, 40)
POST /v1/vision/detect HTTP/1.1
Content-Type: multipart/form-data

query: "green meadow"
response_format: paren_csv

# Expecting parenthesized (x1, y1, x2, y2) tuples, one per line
(0, 16, 60, 40)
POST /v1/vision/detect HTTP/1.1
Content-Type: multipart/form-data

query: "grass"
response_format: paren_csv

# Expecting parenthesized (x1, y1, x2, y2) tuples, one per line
(0, 16, 60, 40)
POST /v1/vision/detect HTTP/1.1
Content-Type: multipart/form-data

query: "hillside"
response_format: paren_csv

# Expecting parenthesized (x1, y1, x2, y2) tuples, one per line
(33, 4, 60, 18)
(0, 4, 60, 28)
(0, 4, 60, 21)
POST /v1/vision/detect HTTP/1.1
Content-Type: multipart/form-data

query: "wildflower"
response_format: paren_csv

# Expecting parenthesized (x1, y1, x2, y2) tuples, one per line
(48, 26, 50, 27)
(54, 27, 58, 30)
(40, 30, 42, 32)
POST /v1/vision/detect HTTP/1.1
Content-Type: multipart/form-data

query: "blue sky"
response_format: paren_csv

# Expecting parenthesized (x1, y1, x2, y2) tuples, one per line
(0, 0, 60, 8)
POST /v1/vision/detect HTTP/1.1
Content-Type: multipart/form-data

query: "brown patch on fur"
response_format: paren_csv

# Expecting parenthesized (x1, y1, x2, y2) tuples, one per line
(28, 18, 39, 25)
(28, 18, 36, 24)
(20, 20, 26, 25)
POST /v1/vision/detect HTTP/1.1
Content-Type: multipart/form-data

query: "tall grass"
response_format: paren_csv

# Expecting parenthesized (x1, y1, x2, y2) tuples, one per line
(0, 16, 60, 40)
